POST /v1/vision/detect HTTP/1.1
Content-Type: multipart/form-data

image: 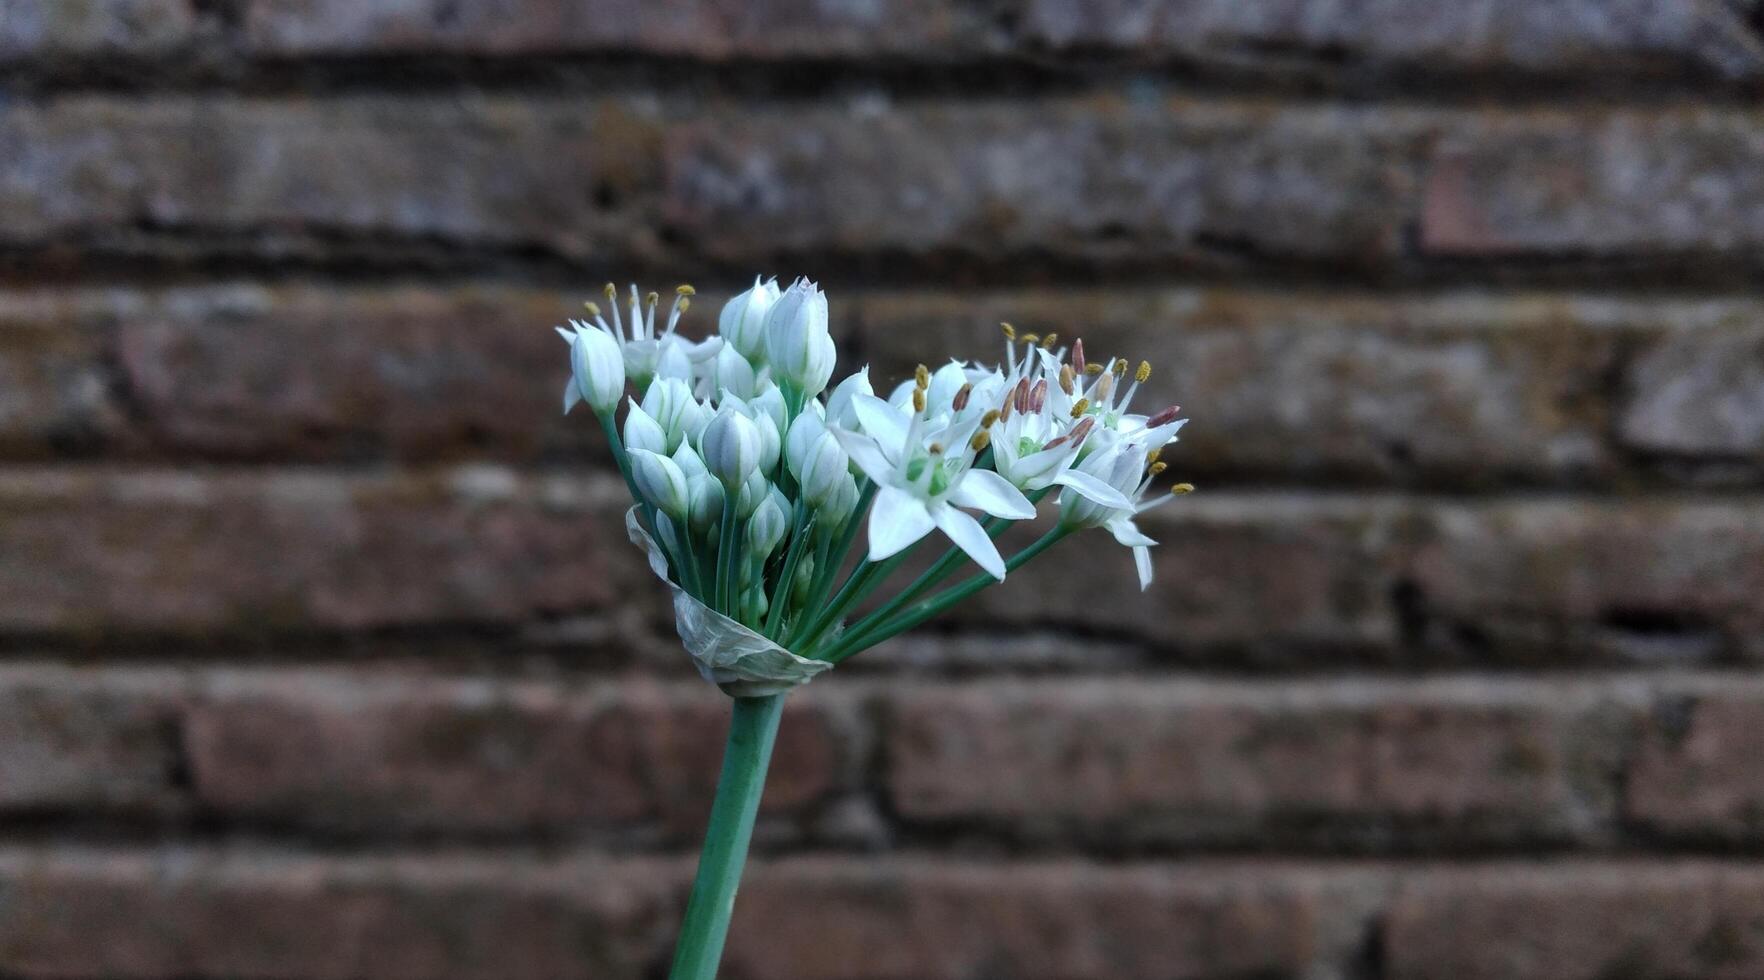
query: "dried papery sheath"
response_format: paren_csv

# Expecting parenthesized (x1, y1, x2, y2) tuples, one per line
(625, 508, 831, 696)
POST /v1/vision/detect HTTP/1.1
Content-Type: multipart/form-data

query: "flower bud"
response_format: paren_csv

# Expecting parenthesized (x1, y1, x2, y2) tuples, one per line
(785, 411, 828, 481)
(719, 276, 781, 360)
(641, 378, 708, 453)
(748, 488, 789, 557)
(764, 278, 836, 395)
(799, 432, 849, 510)
(825, 368, 872, 429)
(751, 383, 788, 439)
(818, 471, 860, 528)
(687, 475, 723, 536)
(711, 344, 756, 401)
(671, 441, 709, 483)
(700, 408, 762, 490)
(563, 325, 625, 415)
(737, 470, 768, 518)
(653, 337, 694, 386)
(621, 399, 667, 455)
(751, 411, 782, 477)
(629, 449, 690, 520)
(793, 555, 816, 605)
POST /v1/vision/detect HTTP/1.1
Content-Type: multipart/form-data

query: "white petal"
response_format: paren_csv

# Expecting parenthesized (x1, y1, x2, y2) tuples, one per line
(948, 469, 1036, 520)
(562, 377, 582, 414)
(1133, 545, 1154, 591)
(868, 486, 936, 561)
(851, 393, 910, 452)
(1107, 516, 1157, 548)
(933, 504, 1006, 580)
(1051, 467, 1133, 510)
(832, 427, 897, 485)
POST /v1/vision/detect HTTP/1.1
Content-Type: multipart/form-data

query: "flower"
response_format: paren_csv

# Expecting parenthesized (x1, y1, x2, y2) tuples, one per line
(833, 393, 1035, 579)
(641, 377, 709, 453)
(622, 399, 668, 455)
(558, 320, 625, 415)
(629, 448, 691, 521)
(719, 276, 781, 360)
(1057, 441, 1188, 591)
(701, 407, 763, 491)
(764, 278, 836, 396)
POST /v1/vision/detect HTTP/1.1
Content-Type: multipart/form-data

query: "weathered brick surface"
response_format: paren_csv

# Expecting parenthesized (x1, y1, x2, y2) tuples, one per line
(0, 468, 641, 635)
(1620, 326, 1764, 460)
(884, 677, 1634, 847)
(0, 846, 679, 979)
(1626, 680, 1764, 840)
(185, 673, 855, 837)
(725, 857, 1383, 980)
(0, 666, 184, 812)
(1385, 862, 1764, 980)
(1021, 0, 1764, 78)
(0, 0, 199, 59)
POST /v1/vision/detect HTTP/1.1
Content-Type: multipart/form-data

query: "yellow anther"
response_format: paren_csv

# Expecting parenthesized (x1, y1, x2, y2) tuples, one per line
(1070, 398, 1090, 418)
(1042, 332, 1059, 348)
(912, 389, 926, 413)
(676, 284, 696, 296)
(1058, 365, 1075, 395)
(1085, 363, 1104, 376)
(1021, 333, 1040, 345)
(583, 301, 601, 316)
(970, 430, 991, 452)
(677, 296, 691, 314)
(1147, 448, 1162, 464)
(1136, 360, 1151, 384)
(928, 442, 944, 455)
(1172, 482, 1195, 495)
(1111, 358, 1127, 377)
(1148, 461, 1167, 476)
(980, 409, 1001, 428)
(603, 283, 617, 300)
(645, 291, 659, 308)
(1000, 322, 1016, 340)
(915, 364, 930, 388)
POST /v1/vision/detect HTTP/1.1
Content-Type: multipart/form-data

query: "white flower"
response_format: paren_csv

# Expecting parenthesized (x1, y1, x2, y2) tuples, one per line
(748, 488, 790, 556)
(989, 380, 1131, 508)
(710, 344, 757, 400)
(641, 377, 708, 453)
(824, 368, 871, 429)
(764, 278, 837, 396)
(701, 408, 763, 490)
(719, 276, 781, 360)
(558, 321, 625, 415)
(833, 393, 1035, 579)
(622, 399, 667, 455)
(575, 284, 717, 392)
(1057, 442, 1186, 591)
(629, 449, 690, 520)
(796, 429, 850, 510)
(686, 475, 722, 535)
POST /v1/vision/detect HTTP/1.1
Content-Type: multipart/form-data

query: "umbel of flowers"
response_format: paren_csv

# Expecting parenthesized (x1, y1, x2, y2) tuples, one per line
(559, 278, 1187, 980)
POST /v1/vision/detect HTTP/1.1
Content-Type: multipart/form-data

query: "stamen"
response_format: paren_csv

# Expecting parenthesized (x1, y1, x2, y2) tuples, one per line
(1147, 405, 1183, 427)
(980, 409, 1001, 428)
(605, 284, 624, 338)
(1148, 461, 1167, 477)
(1172, 483, 1195, 495)
(583, 301, 601, 316)
(928, 442, 944, 455)
(1092, 373, 1115, 405)
(1111, 358, 1128, 378)
(1085, 363, 1104, 376)
(1041, 332, 1059, 349)
(645, 291, 659, 309)
(1021, 333, 1040, 346)
(1136, 360, 1151, 384)
(1030, 379, 1047, 413)
(912, 389, 926, 413)
(952, 383, 972, 412)
(603, 283, 617, 301)
(1000, 322, 1016, 341)
(1147, 448, 1162, 464)
(915, 364, 930, 389)
(676, 297, 691, 314)
(1013, 378, 1030, 414)
(1069, 417, 1096, 443)
(676, 284, 696, 296)
(1069, 398, 1090, 418)
(1072, 339, 1087, 375)
(1058, 365, 1075, 395)
(1043, 434, 1068, 450)
(969, 430, 991, 452)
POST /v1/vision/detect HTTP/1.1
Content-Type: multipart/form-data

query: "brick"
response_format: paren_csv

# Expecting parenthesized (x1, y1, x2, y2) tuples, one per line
(1021, 0, 1764, 80)
(1421, 109, 1764, 256)
(955, 494, 1405, 658)
(885, 677, 1629, 847)
(1404, 499, 1764, 661)
(1386, 862, 1764, 980)
(0, 0, 197, 59)
(1620, 326, 1764, 459)
(0, 846, 677, 979)
(0, 665, 184, 812)
(242, 0, 986, 58)
(725, 856, 1382, 980)
(1627, 680, 1764, 840)
(0, 291, 128, 457)
(666, 97, 1423, 265)
(0, 467, 640, 636)
(853, 288, 1701, 486)
(0, 96, 664, 254)
(185, 672, 853, 837)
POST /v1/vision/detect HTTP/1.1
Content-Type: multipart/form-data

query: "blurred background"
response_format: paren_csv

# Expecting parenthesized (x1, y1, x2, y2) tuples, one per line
(2, 0, 1764, 977)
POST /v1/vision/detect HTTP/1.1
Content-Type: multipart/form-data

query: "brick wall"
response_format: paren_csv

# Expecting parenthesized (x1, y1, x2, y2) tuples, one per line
(3, 1, 1764, 977)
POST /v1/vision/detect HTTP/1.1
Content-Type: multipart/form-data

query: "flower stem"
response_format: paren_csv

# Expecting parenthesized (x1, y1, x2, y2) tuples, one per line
(668, 693, 787, 980)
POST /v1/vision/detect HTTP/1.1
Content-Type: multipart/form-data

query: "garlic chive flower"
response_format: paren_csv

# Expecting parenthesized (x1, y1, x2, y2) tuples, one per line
(557, 276, 1191, 661)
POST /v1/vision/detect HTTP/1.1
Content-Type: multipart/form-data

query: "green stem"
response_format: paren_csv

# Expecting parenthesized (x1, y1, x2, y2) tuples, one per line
(667, 693, 787, 980)
(825, 526, 1071, 662)
(716, 485, 740, 615)
(764, 503, 815, 640)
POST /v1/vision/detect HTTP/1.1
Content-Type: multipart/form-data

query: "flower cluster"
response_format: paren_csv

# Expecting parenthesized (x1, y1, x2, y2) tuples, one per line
(560, 277, 1189, 667)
